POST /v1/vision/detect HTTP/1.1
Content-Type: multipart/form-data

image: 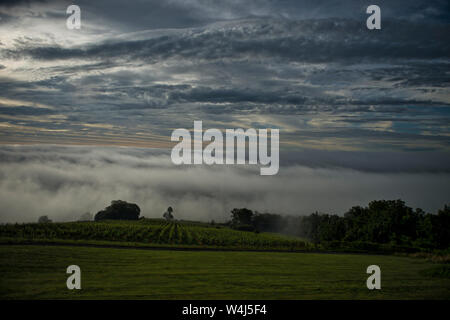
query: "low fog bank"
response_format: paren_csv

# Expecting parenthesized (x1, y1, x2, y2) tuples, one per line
(0, 145, 449, 223)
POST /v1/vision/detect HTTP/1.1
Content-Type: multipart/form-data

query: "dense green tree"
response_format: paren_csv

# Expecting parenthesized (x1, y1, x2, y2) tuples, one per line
(231, 208, 254, 226)
(95, 200, 140, 221)
(431, 205, 450, 248)
(38, 215, 52, 223)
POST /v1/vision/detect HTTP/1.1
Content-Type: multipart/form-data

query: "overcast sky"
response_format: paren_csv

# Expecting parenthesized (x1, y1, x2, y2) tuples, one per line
(0, 1, 449, 222)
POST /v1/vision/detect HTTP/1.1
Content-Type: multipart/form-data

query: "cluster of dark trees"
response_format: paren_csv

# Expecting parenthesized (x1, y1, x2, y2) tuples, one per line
(230, 200, 450, 249)
(94, 202, 176, 221)
(37, 215, 52, 223)
(94, 200, 140, 221)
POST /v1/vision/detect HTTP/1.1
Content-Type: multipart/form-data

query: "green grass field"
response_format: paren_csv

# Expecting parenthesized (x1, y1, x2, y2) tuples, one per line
(1, 245, 449, 299)
(1, 220, 449, 299)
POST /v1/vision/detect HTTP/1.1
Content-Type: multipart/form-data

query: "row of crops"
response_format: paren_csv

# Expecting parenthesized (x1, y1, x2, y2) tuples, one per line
(0, 219, 311, 250)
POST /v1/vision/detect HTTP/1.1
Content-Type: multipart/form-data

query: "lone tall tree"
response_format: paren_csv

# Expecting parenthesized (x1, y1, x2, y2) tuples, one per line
(163, 207, 174, 221)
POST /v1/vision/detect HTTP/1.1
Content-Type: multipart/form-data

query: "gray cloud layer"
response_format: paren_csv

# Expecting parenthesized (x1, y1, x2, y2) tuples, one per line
(0, 145, 448, 223)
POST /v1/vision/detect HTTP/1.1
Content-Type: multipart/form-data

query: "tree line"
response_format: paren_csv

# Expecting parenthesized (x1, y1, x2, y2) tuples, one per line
(229, 200, 450, 250)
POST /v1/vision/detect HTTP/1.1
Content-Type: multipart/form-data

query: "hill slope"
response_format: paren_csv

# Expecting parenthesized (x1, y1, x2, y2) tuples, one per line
(0, 219, 310, 251)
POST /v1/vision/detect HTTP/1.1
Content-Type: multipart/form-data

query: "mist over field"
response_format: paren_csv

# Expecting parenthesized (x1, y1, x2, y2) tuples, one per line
(0, 145, 449, 223)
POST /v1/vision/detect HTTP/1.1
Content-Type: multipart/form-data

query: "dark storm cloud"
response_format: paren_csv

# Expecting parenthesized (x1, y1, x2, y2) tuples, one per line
(177, 87, 446, 110)
(0, 0, 48, 7)
(0, 12, 14, 24)
(281, 149, 450, 173)
(169, 86, 307, 105)
(360, 62, 450, 88)
(0, 105, 54, 116)
(3, 19, 449, 64)
(10, 0, 445, 28)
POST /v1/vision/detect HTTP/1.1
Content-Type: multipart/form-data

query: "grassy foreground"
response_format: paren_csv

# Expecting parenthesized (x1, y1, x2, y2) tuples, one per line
(0, 245, 449, 299)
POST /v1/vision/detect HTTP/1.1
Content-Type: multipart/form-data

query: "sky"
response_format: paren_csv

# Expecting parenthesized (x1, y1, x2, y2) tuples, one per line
(0, 0, 449, 222)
